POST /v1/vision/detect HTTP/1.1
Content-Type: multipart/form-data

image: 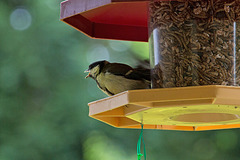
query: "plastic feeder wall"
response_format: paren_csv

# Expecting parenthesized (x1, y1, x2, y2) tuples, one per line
(60, 0, 240, 131)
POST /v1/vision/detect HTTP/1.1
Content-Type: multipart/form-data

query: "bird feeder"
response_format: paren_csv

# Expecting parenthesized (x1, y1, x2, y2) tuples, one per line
(60, 0, 240, 131)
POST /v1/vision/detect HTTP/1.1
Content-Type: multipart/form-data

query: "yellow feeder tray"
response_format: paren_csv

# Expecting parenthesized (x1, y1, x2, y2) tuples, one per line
(88, 85, 240, 131)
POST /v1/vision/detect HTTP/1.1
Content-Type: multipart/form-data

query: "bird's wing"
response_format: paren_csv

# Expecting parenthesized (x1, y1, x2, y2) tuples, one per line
(134, 68, 151, 81)
(105, 63, 150, 81)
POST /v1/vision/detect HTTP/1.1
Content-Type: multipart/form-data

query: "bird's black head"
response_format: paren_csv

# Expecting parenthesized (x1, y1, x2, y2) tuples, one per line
(85, 60, 109, 79)
(88, 60, 108, 70)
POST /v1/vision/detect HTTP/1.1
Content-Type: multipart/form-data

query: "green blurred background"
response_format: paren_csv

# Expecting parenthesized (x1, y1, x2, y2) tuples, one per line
(1, 0, 240, 160)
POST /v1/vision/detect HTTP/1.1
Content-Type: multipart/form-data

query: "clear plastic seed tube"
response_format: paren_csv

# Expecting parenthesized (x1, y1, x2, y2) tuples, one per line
(149, 0, 240, 88)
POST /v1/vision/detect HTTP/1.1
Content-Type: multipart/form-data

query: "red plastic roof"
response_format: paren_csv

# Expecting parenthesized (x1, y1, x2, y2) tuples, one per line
(60, 0, 150, 42)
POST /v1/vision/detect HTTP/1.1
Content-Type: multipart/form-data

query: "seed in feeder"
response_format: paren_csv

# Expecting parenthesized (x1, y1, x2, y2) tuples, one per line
(193, 7, 202, 15)
(224, 5, 230, 13)
(149, 0, 240, 88)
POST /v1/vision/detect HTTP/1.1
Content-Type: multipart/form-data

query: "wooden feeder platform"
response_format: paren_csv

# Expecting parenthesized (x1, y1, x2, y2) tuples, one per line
(89, 85, 240, 131)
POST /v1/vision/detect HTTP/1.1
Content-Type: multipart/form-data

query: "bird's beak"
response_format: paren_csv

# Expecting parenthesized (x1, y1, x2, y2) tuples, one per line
(84, 69, 91, 78)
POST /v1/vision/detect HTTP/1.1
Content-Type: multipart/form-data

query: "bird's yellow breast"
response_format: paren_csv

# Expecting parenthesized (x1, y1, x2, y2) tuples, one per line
(96, 72, 149, 95)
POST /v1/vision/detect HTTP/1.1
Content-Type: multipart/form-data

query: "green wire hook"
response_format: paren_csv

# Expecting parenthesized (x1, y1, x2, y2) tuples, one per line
(137, 124, 146, 160)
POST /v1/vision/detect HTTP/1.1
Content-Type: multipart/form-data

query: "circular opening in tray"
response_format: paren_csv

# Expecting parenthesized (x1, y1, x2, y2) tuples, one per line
(172, 113, 239, 123)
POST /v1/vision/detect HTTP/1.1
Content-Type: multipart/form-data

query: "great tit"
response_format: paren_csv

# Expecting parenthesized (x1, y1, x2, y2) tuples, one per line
(85, 60, 151, 96)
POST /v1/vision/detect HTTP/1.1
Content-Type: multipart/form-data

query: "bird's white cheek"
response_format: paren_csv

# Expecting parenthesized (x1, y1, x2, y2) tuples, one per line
(90, 66, 100, 78)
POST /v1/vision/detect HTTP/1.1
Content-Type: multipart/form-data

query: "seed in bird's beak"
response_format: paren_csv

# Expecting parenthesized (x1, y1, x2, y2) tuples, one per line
(85, 72, 91, 78)
(84, 69, 90, 78)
